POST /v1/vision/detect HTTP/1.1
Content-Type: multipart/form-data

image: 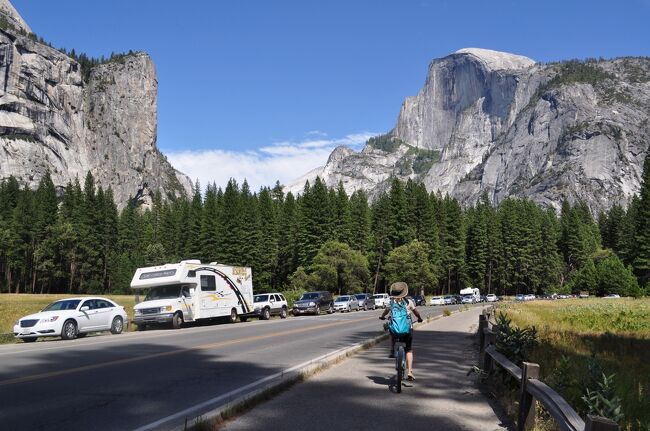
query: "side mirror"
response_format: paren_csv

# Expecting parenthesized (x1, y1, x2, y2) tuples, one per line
(80, 306, 89, 312)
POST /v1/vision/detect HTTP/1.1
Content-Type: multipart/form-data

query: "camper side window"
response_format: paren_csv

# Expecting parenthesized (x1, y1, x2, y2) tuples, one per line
(200, 275, 216, 291)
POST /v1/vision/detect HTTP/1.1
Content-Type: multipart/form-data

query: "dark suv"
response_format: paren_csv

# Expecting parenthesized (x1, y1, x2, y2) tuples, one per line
(292, 291, 334, 315)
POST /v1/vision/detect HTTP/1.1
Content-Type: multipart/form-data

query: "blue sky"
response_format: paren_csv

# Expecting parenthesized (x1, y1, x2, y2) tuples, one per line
(12, 0, 650, 188)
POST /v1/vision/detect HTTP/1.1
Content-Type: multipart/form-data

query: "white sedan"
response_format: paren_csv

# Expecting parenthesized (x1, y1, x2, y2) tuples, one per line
(429, 296, 445, 306)
(13, 297, 128, 342)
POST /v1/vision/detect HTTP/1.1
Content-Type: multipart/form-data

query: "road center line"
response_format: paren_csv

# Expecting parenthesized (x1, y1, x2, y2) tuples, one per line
(0, 315, 378, 387)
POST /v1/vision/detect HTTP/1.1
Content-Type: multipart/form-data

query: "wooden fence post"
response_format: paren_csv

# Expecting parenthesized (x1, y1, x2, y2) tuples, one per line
(518, 362, 540, 431)
(585, 415, 619, 431)
(479, 314, 487, 354)
(482, 329, 496, 373)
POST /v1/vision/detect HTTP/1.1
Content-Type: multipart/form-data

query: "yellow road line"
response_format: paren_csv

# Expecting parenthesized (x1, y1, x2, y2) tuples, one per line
(0, 315, 377, 387)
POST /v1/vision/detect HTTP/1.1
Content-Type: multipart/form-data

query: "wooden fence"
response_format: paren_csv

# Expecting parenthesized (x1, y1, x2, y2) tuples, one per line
(478, 308, 618, 431)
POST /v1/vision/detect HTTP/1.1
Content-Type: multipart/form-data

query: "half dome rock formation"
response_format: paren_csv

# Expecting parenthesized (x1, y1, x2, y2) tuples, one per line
(287, 48, 650, 213)
(0, 2, 191, 208)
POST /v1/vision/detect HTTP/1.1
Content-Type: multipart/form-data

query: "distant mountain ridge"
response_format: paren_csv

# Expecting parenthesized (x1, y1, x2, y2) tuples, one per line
(0, 1, 192, 208)
(287, 48, 650, 213)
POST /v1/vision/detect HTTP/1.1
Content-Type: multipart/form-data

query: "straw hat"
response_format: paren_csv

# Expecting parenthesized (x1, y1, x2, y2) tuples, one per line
(389, 281, 408, 298)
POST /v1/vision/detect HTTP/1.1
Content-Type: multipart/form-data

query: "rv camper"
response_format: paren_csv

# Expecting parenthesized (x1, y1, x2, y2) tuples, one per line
(130, 260, 253, 329)
(459, 287, 480, 303)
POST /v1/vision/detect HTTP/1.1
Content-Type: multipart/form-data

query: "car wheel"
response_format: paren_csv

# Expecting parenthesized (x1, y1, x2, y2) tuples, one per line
(111, 316, 124, 334)
(22, 337, 37, 343)
(61, 320, 77, 340)
(171, 312, 184, 329)
(261, 307, 271, 320)
(280, 307, 287, 319)
(327, 304, 334, 314)
(315, 305, 320, 315)
(229, 308, 238, 323)
(364, 304, 368, 311)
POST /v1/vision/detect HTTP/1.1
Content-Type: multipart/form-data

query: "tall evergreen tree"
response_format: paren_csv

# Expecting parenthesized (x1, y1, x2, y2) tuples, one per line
(633, 151, 650, 285)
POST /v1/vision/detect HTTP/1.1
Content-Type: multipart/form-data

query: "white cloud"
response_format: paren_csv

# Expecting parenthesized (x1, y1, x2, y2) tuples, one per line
(165, 131, 378, 191)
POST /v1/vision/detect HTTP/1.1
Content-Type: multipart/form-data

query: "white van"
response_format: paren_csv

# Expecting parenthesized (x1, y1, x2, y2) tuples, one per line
(130, 260, 253, 329)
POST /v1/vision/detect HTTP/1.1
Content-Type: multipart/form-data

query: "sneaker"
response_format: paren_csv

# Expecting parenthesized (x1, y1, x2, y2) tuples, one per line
(407, 372, 415, 381)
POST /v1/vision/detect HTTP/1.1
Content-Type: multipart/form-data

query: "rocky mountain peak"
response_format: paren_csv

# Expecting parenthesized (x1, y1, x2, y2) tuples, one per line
(287, 50, 650, 214)
(0, 2, 192, 208)
(452, 48, 535, 71)
(0, 0, 31, 34)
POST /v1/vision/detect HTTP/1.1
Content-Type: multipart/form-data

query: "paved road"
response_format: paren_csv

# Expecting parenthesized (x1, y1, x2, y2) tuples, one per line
(223, 307, 510, 431)
(0, 303, 468, 431)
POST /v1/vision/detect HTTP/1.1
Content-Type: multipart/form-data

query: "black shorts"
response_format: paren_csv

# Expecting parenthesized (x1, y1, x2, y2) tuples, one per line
(392, 332, 413, 352)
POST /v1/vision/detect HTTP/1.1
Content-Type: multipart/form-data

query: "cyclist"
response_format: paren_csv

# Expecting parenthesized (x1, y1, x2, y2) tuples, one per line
(379, 281, 423, 381)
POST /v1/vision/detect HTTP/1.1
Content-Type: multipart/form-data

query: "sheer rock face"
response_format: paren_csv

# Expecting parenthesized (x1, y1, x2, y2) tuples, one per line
(288, 48, 650, 213)
(0, 25, 191, 208)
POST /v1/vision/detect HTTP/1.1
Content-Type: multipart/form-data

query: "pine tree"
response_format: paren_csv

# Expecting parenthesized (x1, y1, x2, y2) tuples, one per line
(439, 195, 465, 294)
(200, 183, 220, 263)
(276, 192, 299, 289)
(387, 177, 414, 248)
(256, 187, 279, 291)
(633, 151, 650, 284)
(348, 190, 371, 253)
(333, 182, 352, 244)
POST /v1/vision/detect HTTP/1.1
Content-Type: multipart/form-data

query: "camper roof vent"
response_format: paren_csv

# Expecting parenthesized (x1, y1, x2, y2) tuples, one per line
(181, 259, 201, 264)
(209, 261, 218, 265)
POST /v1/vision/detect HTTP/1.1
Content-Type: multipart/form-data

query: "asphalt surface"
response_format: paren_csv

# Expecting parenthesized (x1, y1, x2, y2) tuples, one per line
(0, 303, 469, 431)
(222, 306, 510, 431)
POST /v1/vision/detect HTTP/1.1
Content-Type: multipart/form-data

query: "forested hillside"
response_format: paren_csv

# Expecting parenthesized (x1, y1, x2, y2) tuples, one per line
(1, 151, 649, 297)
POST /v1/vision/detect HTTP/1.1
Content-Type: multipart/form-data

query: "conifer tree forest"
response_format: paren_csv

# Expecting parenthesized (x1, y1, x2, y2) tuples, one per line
(1, 151, 649, 298)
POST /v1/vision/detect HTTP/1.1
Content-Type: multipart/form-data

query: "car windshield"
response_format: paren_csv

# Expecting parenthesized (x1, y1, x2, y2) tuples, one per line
(300, 293, 319, 300)
(42, 300, 81, 311)
(432, 296, 442, 300)
(336, 296, 349, 302)
(145, 285, 182, 301)
(355, 294, 365, 299)
(254, 295, 269, 303)
(444, 296, 452, 299)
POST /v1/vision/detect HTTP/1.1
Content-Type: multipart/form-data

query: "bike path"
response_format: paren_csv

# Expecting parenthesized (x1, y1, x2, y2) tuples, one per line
(222, 307, 510, 431)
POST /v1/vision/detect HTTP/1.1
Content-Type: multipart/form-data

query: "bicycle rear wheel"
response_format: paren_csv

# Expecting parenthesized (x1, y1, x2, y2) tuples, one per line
(395, 346, 405, 393)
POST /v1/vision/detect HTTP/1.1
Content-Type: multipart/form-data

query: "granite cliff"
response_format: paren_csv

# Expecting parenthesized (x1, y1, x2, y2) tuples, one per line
(0, 3, 191, 208)
(288, 48, 650, 213)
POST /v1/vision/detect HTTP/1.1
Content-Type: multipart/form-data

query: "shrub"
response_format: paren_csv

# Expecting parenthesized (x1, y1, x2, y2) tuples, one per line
(493, 312, 537, 366)
(582, 372, 624, 424)
(443, 308, 451, 317)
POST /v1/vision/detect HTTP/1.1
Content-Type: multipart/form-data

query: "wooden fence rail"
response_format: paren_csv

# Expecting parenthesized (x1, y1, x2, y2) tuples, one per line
(478, 309, 618, 431)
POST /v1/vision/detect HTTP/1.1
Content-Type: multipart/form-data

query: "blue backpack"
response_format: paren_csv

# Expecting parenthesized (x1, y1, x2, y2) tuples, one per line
(388, 299, 412, 336)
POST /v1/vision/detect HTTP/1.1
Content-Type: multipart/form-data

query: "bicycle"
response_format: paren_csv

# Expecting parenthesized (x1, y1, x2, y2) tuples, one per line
(393, 337, 408, 393)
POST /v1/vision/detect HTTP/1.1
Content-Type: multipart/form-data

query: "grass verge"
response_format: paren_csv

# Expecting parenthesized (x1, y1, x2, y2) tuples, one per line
(495, 298, 649, 431)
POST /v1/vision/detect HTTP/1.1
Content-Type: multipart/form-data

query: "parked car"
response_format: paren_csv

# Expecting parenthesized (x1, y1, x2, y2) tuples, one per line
(578, 291, 589, 299)
(355, 293, 376, 310)
(429, 296, 445, 306)
(411, 295, 426, 306)
(333, 295, 360, 312)
(443, 295, 456, 305)
(13, 297, 128, 342)
(486, 294, 497, 302)
(461, 295, 475, 304)
(525, 294, 536, 301)
(243, 293, 288, 321)
(292, 291, 334, 315)
(604, 293, 621, 298)
(515, 294, 526, 301)
(373, 293, 390, 308)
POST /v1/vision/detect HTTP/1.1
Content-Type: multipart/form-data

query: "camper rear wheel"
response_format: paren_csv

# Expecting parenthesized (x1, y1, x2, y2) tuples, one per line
(261, 307, 271, 320)
(229, 308, 238, 324)
(280, 307, 287, 319)
(172, 312, 183, 329)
